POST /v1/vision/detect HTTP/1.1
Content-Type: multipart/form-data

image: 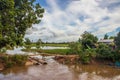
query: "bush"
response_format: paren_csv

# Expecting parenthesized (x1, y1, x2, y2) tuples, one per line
(80, 46, 96, 64)
(80, 53, 90, 64)
(11, 54, 28, 65)
(0, 54, 28, 68)
(0, 47, 6, 53)
(96, 43, 114, 60)
(68, 42, 83, 55)
(114, 50, 120, 61)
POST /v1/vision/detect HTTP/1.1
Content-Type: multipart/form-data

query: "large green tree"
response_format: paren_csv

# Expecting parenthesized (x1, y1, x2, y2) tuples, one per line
(0, 0, 44, 49)
(0, 0, 15, 49)
(80, 31, 98, 49)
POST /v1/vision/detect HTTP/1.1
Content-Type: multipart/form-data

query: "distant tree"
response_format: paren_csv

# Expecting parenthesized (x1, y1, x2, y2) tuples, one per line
(24, 38, 31, 49)
(81, 31, 98, 49)
(109, 36, 115, 39)
(114, 32, 120, 49)
(25, 38, 31, 45)
(104, 34, 109, 39)
(36, 39, 42, 49)
(78, 38, 81, 43)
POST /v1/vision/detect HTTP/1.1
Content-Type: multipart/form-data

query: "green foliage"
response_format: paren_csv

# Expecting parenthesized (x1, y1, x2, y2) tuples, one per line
(36, 39, 42, 49)
(0, 0, 15, 49)
(24, 38, 31, 49)
(80, 46, 96, 64)
(0, 0, 44, 49)
(81, 31, 98, 49)
(25, 38, 31, 45)
(11, 54, 28, 65)
(0, 54, 28, 68)
(109, 36, 114, 39)
(114, 51, 120, 61)
(68, 42, 83, 54)
(114, 32, 120, 50)
(104, 34, 109, 39)
(68, 31, 119, 63)
(0, 47, 6, 53)
(96, 43, 114, 60)
(80, 54, 90, 64)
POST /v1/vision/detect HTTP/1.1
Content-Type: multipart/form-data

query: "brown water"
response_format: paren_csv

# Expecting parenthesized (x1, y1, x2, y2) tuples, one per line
(0, 58, 120, 80)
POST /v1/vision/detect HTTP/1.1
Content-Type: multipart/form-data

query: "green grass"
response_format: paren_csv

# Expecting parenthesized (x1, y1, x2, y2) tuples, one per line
(42, 49, 69, 55)
(27, 43, 69, 47)
(42, 43, 68, 47)
(22, 49, 70, 55)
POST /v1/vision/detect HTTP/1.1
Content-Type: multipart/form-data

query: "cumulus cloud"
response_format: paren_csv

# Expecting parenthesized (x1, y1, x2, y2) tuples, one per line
(25, 0, 120, 42)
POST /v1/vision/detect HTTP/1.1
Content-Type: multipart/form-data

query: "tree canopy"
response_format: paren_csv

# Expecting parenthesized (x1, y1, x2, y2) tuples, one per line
(80, 31, 98, 49)
(114, 32, 120, 49)
(104, 34, 109, 39)
(0, 0, 44, 49)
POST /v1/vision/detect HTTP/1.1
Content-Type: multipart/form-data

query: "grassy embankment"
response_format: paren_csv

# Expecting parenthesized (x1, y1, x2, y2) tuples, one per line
(29, 43, 69, 47)
(22, 49, 70, 55)
(23, 43, 70, 55)
(0, 54, 28, 69)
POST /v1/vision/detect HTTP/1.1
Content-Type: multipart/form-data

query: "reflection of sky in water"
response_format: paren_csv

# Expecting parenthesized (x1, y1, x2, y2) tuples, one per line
(6, 47, 26, 54)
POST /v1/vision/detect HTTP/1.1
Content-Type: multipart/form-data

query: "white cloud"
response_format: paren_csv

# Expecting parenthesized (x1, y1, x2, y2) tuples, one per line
(25, 0, 120, 42)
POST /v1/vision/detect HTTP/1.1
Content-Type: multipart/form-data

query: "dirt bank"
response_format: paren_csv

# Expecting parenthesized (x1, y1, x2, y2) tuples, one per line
(54, 55, 79, 64)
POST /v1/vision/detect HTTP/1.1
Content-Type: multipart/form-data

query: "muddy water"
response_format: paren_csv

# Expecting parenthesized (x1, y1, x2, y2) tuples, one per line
(0, 58, 120, 80)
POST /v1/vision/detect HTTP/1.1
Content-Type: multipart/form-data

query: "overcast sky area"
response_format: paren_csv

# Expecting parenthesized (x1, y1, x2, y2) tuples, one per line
(25, 0, 120, 42)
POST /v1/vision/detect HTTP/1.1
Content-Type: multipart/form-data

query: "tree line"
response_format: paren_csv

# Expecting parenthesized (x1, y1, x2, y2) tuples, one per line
(69, 31, 120, 64)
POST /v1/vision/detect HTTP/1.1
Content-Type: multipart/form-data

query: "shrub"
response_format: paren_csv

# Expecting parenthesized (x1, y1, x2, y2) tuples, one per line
(68, 42, 83, 55)
(11, 54, 28, 65)
(80, 46, 96, 64)
(0, 54, 28, 68)
(0, 47, 6, 53)
(96, 43, 114, 60)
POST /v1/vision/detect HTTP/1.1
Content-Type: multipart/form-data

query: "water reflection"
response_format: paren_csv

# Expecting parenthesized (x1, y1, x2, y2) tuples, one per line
(67, 64, 120, 80)
(0, 59, 120, 80)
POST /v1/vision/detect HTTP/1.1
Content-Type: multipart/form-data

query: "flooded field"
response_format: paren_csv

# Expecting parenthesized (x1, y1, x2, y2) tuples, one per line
(6, 46, 69, 54)
(0, 58, 120, 80)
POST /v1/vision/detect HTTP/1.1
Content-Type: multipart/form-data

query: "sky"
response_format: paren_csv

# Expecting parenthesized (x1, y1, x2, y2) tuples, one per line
(25, 0, 120, 42)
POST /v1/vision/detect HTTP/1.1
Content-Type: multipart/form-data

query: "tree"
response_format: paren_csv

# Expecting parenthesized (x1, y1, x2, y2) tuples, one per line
(25, 38, 31, 45)
(24, 38, 31, 49)
(0, 0, 44, 49)
(114, 32, 120, 49)
(80, 46, 96, 64)
(109, 36, 114, 39)
(36, 39, 42, 49)
(104, 34, 109, 39)
(81, 31, 98, 49)
(0, 0, 15, 49)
